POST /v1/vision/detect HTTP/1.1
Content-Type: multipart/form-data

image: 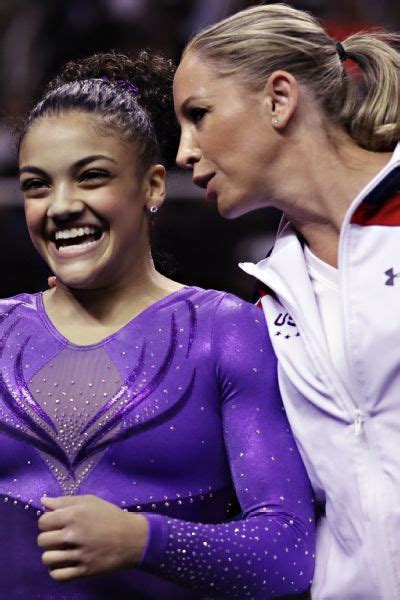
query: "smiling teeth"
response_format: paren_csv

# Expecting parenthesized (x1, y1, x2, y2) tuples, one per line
(58, 240, 99, 254)
(55, 226, 97, 240)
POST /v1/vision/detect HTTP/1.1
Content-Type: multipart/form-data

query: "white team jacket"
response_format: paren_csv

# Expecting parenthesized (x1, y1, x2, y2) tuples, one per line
(240, 143, 400, 599)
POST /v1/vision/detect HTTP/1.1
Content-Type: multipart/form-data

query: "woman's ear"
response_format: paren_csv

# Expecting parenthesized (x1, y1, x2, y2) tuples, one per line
(263, 70, 299, 129)
(144, 164, 166, 211)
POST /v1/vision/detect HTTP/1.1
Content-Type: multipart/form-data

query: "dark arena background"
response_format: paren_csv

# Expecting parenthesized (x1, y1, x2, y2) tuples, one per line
(0, 0, 399, 300)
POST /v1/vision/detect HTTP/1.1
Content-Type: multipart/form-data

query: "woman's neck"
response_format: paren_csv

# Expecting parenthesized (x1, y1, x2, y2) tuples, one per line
(43, 262, 183, 345)
(270, 130, 393, 267)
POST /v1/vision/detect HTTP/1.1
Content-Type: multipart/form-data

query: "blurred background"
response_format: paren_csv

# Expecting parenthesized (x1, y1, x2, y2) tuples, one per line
(0, 0, 399, 300)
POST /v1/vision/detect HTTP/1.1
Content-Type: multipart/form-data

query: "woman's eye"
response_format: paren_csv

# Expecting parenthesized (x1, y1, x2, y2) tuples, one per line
(79, 170, 109, 183)
(189, 108, 208, 124)
(20, 179, 47, 192)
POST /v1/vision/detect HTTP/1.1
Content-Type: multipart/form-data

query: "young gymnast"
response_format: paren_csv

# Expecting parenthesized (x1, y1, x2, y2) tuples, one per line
(0, 50, 315, 599)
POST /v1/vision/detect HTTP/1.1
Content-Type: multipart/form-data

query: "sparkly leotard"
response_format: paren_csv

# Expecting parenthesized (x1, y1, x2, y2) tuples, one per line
(0, 287, 315, 599)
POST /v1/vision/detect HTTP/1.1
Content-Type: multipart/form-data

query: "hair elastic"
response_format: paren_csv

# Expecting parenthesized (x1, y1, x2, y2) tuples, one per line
(335, 41, 348, 62)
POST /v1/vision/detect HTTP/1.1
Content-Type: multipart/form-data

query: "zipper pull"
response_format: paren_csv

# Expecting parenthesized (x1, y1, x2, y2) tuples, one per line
(354, 409, 364, 436)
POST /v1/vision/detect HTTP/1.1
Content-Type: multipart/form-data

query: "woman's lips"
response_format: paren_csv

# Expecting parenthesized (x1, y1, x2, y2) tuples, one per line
(206, 178, 217, 202)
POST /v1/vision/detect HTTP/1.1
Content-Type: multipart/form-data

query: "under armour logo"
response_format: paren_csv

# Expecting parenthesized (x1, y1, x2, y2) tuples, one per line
(385, 268, 400, 286)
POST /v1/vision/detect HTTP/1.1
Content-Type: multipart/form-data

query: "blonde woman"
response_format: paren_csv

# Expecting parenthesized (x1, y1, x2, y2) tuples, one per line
(173, 3, 400, 599)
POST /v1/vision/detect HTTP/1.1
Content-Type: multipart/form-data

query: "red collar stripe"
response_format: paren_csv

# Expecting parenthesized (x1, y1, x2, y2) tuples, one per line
(255, 280, 272, 308)
(256, 280, 271, 298)
(351, 193, 400, 226)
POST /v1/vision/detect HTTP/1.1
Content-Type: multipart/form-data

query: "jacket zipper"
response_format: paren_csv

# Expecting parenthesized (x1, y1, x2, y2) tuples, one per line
(353, 409, 364, 436)
(269, 294, 395, 596)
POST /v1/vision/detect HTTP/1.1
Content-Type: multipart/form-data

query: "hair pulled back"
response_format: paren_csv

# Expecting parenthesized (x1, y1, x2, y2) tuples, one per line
(19, 51, 179, 169)
(184, 3, 400, 152)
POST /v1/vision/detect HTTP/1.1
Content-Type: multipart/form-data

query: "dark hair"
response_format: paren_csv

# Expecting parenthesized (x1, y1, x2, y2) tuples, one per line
(19, 51, 179, 169)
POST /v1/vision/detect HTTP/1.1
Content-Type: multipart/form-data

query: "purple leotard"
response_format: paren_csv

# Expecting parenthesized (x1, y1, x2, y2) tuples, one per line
(0, 287, 315, 599)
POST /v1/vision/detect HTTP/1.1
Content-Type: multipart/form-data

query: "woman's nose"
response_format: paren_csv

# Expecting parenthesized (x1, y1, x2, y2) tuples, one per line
(176, 129, 202, 170)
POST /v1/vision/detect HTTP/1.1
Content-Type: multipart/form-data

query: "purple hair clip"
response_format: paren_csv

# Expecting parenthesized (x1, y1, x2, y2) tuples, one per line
(100, 76, 139, 95)
(115, 79, 140, 94)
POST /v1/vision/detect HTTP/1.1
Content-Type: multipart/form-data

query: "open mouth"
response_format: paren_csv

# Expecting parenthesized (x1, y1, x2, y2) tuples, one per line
(53, 226, 103, 253)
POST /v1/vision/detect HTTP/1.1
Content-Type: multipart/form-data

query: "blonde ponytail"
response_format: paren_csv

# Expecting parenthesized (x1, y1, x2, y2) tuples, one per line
(340, 32, 400, 151)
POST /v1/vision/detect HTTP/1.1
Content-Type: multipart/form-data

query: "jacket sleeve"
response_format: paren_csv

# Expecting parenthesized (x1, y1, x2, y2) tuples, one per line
(140, 294, 315, 599)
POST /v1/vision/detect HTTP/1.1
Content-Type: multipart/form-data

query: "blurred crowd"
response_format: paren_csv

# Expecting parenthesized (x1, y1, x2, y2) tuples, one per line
(0, 0, 398, 298)
(0, 0, 245, 175)
(0, 0, 399, 175)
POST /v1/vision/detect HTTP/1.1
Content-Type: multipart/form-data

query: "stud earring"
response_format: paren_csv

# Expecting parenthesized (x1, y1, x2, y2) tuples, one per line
(272, 117, 279, 126)
(148, 205, 158, 221)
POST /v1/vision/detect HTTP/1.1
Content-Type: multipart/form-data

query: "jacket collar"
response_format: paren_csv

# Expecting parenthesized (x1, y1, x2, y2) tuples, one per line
(240, 142, 400, 286)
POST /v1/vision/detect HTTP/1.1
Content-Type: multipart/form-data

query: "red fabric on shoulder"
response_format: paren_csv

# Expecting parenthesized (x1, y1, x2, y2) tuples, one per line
(351, 193, 400, 226)
(255, 280, 273, 309)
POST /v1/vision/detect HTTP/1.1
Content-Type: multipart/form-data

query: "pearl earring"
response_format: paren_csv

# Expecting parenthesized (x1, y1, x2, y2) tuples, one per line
(272, 117, 279, 126)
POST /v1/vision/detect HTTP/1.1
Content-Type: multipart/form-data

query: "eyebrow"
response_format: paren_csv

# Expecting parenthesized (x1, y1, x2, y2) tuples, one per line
(180, 95, 205, 114)
(75, 155, 117, 170)
(19, 165, 47, 177)
(19, 154, 117, 176)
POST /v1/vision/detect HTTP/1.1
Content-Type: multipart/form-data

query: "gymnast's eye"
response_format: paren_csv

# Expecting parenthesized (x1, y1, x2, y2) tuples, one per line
(20, 178, 48, 192)
(78, 169, 110, 184)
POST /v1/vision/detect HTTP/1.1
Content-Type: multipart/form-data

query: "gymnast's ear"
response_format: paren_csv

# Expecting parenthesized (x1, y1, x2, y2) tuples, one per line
(144, 163, 166, 210)
(262, 70, 299, 129)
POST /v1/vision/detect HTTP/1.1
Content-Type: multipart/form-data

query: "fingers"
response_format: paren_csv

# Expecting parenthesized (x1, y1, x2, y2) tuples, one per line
(38, 509, 68, 532)
(48, 276, 57, 289)
(38, 530, 75, 550)
(37, 495, 129, 581)
(39, 495, 97, 539)
(49, 566, 84, 582)
(42, 549, 80, 568)
(41, 495, 83, 510)
(47, 560, 87, 582)
(41, 545, 86, 582)
(49, 566, 86, 582)
(38, 520, 81, 581)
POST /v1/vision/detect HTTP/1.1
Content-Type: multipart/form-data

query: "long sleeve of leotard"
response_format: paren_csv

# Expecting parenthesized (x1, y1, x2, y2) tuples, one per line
(140, 295, 315, 599)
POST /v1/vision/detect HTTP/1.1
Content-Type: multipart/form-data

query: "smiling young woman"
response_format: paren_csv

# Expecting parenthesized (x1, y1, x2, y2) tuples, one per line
(0, 51, 315, 599)
(20, 110, 169, 344)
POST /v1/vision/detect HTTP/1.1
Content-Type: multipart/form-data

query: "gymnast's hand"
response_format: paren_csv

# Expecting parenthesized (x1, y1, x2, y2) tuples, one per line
(38, 495, 149, 581)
